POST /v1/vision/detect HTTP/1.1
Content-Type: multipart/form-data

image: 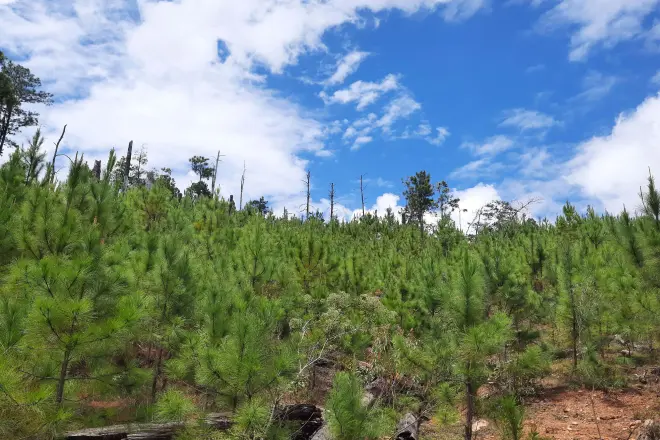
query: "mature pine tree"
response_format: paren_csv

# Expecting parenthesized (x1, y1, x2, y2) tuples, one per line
(402, 171, 437, 236)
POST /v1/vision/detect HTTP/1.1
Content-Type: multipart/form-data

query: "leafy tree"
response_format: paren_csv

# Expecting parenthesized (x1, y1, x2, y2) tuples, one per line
(185, 180, 211, 199)
(402, 171, 437, 235)
(246, 196, 270, 216)
(0, 52, 53, 155)
(189, 155, 213, 182)
(437, 180, 460, 218)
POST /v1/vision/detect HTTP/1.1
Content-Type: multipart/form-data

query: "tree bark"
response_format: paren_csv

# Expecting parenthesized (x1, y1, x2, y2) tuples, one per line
(571, 286, 578, 369)
(150, 347, 163, 404)
(122, 140, 133, 192)
(465, 378, 475, 440)
(49, 124, 67, 182)
(56, 348, 72, 405)
(0, 103, 13, 156)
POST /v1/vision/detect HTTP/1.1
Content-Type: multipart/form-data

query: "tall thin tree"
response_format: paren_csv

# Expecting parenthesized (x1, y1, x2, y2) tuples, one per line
(304, 170, 311, 220)
(240, 161, 246, 210)
(360, 174, 366, 217)
(122, 140, 133, 192)
(329, 182, 335, 222)
(211, 150, 225, 196)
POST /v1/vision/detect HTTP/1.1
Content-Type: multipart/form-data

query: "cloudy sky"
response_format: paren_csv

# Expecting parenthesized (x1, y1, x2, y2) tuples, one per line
(1, 0, 660, 227)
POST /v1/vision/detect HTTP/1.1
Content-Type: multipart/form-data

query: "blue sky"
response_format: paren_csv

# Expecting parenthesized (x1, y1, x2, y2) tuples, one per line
(2, 0, 660, 227)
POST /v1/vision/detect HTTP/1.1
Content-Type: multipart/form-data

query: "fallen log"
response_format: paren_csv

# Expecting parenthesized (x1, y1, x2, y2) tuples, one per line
(395, 413, 418, 440)
(66, 422, 184, 440)
(64, 405, 323, 440)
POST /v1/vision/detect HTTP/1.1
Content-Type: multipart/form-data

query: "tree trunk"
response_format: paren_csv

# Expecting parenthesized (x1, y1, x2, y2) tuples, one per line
(122, 140, 133, 192)
(571, 287, 578, 369)
(465, 378, 475, 440)
(0, 103, 13, 156)
(151, 347, 163, 403)
(56, 348, 72, 405)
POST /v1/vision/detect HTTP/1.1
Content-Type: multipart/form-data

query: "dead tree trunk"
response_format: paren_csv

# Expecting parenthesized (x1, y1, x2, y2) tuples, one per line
(92, 160, 101, 180)
(396, 413, 419, 440)
(239, 161, 246, 210)
(329, 183, 335, 222)
(122, 140, 133, 192)
(305, 171, 311, 220)
(211, 150, 224, 196)
(360, 174, 366, 217)
(48, 124, 67, 183)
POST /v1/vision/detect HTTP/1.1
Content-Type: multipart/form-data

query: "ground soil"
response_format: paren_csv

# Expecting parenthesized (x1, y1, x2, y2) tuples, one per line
(423, 363, 660, 440)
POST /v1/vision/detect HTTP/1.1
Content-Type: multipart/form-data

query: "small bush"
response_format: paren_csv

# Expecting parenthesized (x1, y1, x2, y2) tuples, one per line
(154, 389, 197, 422)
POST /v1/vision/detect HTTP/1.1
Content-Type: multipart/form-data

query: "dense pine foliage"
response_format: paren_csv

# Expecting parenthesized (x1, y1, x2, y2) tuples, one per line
(0, 142, 659, 440)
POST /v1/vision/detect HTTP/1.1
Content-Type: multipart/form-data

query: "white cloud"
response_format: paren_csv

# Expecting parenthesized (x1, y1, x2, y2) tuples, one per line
(0, 0, 484, 205)
(325, 50, 369, 85)
(443, 0, 488, 21)
(377, 94, 421, 132)
(351, 135, 373, 150)
(538, 0, 660, 61)
(518, 147, 553, 178)
(320, 74, 399, 109)
(449, 158, 491, 179)
(399, 123, 450, 145)
(566, 93, 660, 213)
(450, 183, 501, 232)
(500, 108, 558, 131)
(427, 126, 450, 145)
(462, 135, 515, 156)
(352, 192, 404, 220)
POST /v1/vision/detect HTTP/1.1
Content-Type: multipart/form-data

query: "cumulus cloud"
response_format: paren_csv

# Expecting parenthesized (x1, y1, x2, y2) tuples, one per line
(320, 74, 399, 110)
(352, 193, 404, 220)
(0, 0, 484, 209)
(450, 183, 501, 232)
(500, 109, 558, 131)
(566, 93, 660, 213)
(325, 51, 369, 85)
(537, 0, 660, 61)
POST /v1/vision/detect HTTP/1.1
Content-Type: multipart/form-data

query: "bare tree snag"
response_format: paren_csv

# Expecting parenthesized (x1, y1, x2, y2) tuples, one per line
(360, 174, 366, 217)
(122, 140, 133, 192)
(92, 160, 101, 180)
(211, 150, 225, 196)
(240, 161, 246, 210)
(304, 170, 311, 220)
(329, 183, 335, 222)
(49, 124, 67, 183)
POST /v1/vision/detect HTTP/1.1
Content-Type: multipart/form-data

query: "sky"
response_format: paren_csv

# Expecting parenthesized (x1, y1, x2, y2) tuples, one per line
(1, 0, 660, 229)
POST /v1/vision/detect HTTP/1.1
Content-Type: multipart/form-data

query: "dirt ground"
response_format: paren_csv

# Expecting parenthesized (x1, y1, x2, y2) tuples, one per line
(422, 364, 660, 440)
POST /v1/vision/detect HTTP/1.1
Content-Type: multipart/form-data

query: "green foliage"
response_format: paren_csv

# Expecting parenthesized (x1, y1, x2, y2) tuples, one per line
(155, 389, 197, 422)
(492, 395, 525, 440)
(326, 372, 393, 440)
(0, 53, 53, 155)
(0, 146, 659, 440)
